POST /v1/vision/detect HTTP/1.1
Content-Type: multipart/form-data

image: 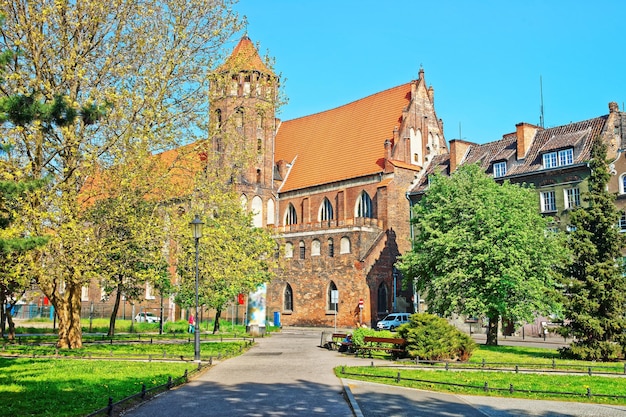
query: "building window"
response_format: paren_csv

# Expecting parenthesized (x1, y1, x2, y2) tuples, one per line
(377, 283, 388, 314)
(319, 198, 334, 222)
(540, 190, 556, 212)
(356, 191, 373, 218)
(559, 148, 574, 166)
(284, 284, 293, 312)
(328, 281, 338, 312)
(235, 107, 244, 129)
(311, 239, 321, 256)
(620, 174, 626, 194)
(285, 242, 294, 258)
(257, 139, 263, 154)
(620, 212, 626, 232)
(542, 152, 557, 168)
(542, 148, 574, 169)
(214, 109, 222, 129)
(299, 241, 305, 260)
(493, 161, 507, 178)
(81, 286, 89, 302)
(146, 282, 155, 300)
(564, 187, 580, 209)
(328, 238, 334, 257)
(243, 74, 251, 95)
(285, 203, 297, 225)
(340, 236, 351, 254)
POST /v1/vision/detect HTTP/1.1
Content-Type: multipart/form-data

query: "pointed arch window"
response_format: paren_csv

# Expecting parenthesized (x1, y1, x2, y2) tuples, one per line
(377, 283, 388, 314)
(328, 281, 338, 312)
(319, 198, 334, 222)
(266, 199, 275, 225)
(356, 191, 373, 218)
(285, 203, 297, 225)
(251, 196, 263, 228)
(284, 283, 293, 312)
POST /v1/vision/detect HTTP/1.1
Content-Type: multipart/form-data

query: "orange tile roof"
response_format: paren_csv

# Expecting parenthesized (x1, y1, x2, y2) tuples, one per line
(275, 83, 412, 192)
(217, 35, 272, 74)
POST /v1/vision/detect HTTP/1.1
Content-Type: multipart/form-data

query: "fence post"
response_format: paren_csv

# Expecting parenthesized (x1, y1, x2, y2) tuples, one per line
(107, 397, 113, 417)
(515, 365, 518, 374)
(483, 382, 488, 392)
(396, 372, 401, 383)
(370, 361, 374, 367)
(552, 358, 556, 369)
(184, 369, 189, 382)
(141, 383, 146, 399)
(167, 376, 172, 389)
(482, 358, 486, 368)
(588, 367, 592, 376)
(445, 362, 449, 371)
(587, 387, 592, 398)
(197, 361, 202, 371)
(509, 384, 514, 394)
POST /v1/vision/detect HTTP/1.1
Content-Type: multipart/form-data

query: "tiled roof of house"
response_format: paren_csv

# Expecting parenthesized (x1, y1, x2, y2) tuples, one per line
(409, 115, 609, 194)
(216, 35, 271, 74)
(275, 83, 412, 192)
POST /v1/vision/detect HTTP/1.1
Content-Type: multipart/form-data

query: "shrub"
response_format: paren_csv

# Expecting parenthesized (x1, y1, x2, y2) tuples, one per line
(350, 327, 395, 347)
(397, 313, 476, 361)
(559, 341, 622, 361)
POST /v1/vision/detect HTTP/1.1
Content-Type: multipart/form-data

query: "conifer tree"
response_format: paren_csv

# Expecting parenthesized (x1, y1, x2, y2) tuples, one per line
(560, 137, 626, 360)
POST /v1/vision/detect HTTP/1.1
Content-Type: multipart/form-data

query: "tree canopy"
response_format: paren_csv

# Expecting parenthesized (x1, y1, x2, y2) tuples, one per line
(397, 163, 568, 345)
(0, 0, 244, 348)
(559, 137, 626, 360)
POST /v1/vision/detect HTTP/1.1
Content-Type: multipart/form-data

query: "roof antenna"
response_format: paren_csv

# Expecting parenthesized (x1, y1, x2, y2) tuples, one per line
(539, 75, 544, 127)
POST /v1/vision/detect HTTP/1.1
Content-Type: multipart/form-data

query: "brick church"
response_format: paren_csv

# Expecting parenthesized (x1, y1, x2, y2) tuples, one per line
(210, 36, 448, 328)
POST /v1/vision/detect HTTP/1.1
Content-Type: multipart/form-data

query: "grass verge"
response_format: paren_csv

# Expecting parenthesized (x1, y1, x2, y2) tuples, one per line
(337, 344, 626, 405)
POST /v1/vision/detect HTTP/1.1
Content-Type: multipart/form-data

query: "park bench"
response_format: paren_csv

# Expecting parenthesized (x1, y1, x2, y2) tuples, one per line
(357, 336, 406, 359)
(326, 333, 348, 350)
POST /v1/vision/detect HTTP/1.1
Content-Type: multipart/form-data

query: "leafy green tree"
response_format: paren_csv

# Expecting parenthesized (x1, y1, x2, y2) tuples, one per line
(174, 177, 276, 334)
(559, 137, 626, 361)
(397, 164, 568, 345)
(0, 1, 243, 348)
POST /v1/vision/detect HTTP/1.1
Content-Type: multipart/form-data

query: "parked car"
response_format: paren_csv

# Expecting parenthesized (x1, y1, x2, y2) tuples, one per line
(376, 312, 410, 331)
(135, 312, 160, 323)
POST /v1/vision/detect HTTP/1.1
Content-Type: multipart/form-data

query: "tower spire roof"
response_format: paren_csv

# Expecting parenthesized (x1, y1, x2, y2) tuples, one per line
(217, 35, 272, 74)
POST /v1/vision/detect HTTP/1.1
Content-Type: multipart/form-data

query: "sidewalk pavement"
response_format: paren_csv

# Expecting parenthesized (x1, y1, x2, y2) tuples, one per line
(121, 327, 626, 417)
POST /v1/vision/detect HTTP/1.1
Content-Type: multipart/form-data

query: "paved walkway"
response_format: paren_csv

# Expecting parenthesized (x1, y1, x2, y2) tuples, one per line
(121, 328, 626, 417)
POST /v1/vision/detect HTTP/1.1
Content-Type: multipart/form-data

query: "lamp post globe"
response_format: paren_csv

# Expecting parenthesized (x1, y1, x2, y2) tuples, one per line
(190, 215, 204, 362)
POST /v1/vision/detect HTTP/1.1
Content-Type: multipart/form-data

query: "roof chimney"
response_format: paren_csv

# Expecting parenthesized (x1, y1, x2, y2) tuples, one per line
(449, 139, 471, 173)
(516, 122, 539, 160)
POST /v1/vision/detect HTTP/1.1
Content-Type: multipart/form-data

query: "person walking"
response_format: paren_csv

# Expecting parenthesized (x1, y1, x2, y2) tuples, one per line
(188, 315, 195, 333)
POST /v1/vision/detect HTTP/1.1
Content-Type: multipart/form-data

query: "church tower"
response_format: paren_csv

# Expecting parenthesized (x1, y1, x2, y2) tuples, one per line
(209, 36, 279, 227)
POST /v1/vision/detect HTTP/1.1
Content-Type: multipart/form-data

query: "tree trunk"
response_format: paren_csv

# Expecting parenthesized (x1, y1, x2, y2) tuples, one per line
(108, 282, 123, 337)
(5, 309, 16, 341)
(213, 308, 221, 334)
(486, 315, 499, 346)
(55, 283, 83, 348)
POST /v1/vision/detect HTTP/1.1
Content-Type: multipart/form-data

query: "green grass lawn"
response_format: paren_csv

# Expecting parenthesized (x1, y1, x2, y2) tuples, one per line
(337, 344, 626, 405)
(1, 357, 193, 416)
(0, 320, 259, 417)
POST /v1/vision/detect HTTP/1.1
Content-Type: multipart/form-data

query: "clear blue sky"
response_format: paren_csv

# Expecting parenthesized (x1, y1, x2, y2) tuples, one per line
(233, 0, 626, 144)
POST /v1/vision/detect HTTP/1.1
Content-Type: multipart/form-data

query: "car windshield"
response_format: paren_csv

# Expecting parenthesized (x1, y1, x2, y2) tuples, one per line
(385, 315, 397, 321)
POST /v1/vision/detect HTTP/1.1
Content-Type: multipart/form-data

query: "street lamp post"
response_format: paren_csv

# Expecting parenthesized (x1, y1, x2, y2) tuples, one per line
(190, 214, 204, 362)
